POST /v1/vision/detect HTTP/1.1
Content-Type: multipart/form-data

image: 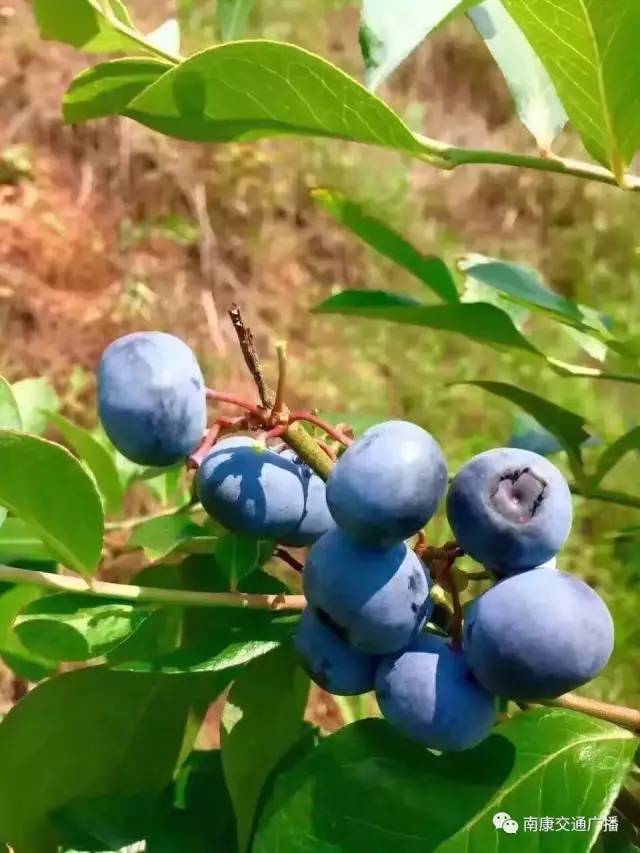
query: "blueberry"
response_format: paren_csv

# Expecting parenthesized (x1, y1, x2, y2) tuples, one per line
(463, 569, 614, 700)
(376, 634, 496, 751)
(294, 608, 378, 695)
(98, 331, 206, 466)
(197, 440, 306, 539)
(446, 447, 572, 574)
(277, 449, 336, 547)
(303, 528, 433, 654)
(326, 421, 447, 548)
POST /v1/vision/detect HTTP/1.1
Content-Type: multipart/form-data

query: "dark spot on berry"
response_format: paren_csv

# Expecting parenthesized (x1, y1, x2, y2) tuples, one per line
(408, 569, 423, 594)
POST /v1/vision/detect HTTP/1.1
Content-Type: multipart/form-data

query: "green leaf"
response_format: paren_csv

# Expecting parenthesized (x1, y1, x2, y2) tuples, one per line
(48, 411, 124, 515)
(254, 709, 636, 853)
(0, 378, 21, 431)
(126, 41, 424, 152)
(216, 534, 275, 591)
(312, 189, 459, 303)
(315, 290, 541, 355)
(218, 0, 257, 41)
(592, 427, 640, 487)
(11, 377, 60, 436)
(0, 585, 55, 682)
(0, 518, 54, 563)
(468, 1, 567, 149)
(0, 432, 104, 575)
(128, 512, 215, 562)
(501, 0, 640, 178)
(0, 666, 199, 851)
(13, 593, 153, 662)
(360, 0, 476, 90)
(460, 254, 583, 323)
(33, 0, 142, 54)
(222, 644, 309, 852)
(64, 58, 171, 123)
(456, 380, 590, 475)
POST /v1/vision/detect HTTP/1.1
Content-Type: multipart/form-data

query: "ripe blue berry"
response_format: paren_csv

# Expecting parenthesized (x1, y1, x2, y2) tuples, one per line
(376, 634, 496, 751)
(327, 420, 447, 548)
(277, 449, 336, 547)
(294, 608, 378, 695)
(463, 569, 614, 700)
(98, 332, 206, 466)
(446, 447, 572, 574)
(197, 440, 307, 539)
(303, 528, 433, 654)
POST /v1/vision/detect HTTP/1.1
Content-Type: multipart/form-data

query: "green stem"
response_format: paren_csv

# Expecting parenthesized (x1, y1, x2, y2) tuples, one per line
(282, 421, 334, 481)
(569, 483, 640, 510)
(416, 135, 640, 191)
(0, 564, 306, 611)
(101, 8, 182, 65)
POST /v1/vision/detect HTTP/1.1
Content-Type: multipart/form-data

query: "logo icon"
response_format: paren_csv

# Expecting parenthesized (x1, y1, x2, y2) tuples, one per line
(493, 812, 519, 834)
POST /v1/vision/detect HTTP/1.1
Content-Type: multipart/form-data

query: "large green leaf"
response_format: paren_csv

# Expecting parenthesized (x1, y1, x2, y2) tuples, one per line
(501, 0, 640, 178)
(457, 381, 590, 475)
(0, 378, 21, 431)
(218, 0, 257, 41)
(312, 189, 459, 303)
(0, 432, 104, 574)
(63, 58, 171, 123)
(222, 644, 309, 852)
(11, 377, 59, 436)
(254, 710, 636, 852)
(360, 0, 475, 90)
(0, 667, 198, 851)
(315, 290, 541, 354)
(592, 427, 640, 487)
(48, 410, 124, 515)
(13, 593, 153, 662)
(125, 41, 424, 151)
(468, 1, 567, 149)
(0, 518, 54, 563)
(33, 0, 143, 54)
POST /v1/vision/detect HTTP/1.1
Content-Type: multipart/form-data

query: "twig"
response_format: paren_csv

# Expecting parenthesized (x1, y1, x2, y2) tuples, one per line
(0, 564, 306, 612)
(272, 341, 288, 417)
(289, 412, 354, 447)
(206, 389, 263, 417)
(274, 547, 304, 573)
(538, 693, 640, 735)
(228, 305, 271, 407)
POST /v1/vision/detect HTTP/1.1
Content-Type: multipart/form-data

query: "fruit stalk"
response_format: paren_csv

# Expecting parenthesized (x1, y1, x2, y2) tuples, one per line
(537, 693, 640, 735)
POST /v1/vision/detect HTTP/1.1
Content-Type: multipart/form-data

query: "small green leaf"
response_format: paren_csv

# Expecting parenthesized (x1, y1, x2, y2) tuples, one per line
(360, 0, 476, 89)
(13, 593, 153, 662)
(222, 644, 309, 852)
(126, 41, 424, 152)
(468, 1, 567, 149)
(312, 189, 459, 303)
(0, 586, 55, 682)
(216, 535, 275, 591)
(11, 377, 59, 436)
(0, 666, 199, 851)
(218, 0, 257, 41)
(501, 0, 640, 177)
(48, 410, 124, 515)
(33, 0, 142, 54)
(0, 432, 104, 575)
(457, 380, 590, 476)
(128, 512, 215, 562)
(315, 290, 541, 355)
(0, 518, 54, 563)
(255, 710, 636, 853)
(0, 378, 21, 431)
(64, 58, 171, 123)
(592, 427, 640, 487)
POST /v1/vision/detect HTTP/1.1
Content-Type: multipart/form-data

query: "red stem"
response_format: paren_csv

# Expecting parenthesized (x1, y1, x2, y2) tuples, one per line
(288, 412, 354, 447)
(206, 388, 263, 417)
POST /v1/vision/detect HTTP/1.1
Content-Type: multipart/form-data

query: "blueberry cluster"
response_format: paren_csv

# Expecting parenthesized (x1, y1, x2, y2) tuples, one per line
(98, 332, 614, 752)
(297, 434, 613, 752)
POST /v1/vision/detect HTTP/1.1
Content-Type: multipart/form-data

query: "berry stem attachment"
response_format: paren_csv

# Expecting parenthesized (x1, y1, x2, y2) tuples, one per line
(289, 412, 354, 447)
